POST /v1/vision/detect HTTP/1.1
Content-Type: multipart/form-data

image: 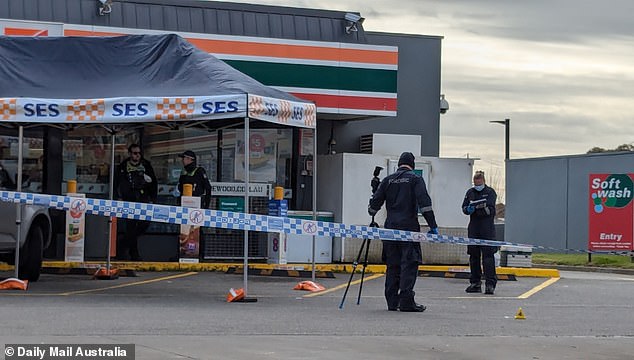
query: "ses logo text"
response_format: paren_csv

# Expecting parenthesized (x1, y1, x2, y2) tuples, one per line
(19, 100, 240, 118)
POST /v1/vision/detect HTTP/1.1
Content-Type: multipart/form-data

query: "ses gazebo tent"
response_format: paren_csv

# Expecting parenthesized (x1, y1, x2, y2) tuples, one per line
(0, 34, 317, 295)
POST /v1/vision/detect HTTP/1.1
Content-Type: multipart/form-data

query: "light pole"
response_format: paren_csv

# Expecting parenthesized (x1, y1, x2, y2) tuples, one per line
(490, 118, 510, 160)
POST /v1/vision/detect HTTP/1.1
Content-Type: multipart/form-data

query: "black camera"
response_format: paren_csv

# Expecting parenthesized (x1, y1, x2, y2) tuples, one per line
(371, 166, 383, 194)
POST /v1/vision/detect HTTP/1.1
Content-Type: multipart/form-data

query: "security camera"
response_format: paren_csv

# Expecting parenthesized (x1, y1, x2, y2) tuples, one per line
(345, 13, 362, 23)
(98, 0, 112, 16)
(440, 94, 449, 114)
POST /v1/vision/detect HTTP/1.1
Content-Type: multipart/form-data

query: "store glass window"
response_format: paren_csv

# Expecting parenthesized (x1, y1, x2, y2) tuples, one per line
(63, 128, 138, 198)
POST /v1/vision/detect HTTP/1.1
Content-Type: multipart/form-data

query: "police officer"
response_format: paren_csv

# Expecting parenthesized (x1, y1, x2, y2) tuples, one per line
(177, 150, 211, 209)
(368, 152, 438, 312)
(114, 144, 157, 261)
(462, 171, 498, 295)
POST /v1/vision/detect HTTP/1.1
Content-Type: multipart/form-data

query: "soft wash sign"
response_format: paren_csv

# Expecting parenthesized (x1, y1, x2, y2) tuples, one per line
(588, 174, 634, 251)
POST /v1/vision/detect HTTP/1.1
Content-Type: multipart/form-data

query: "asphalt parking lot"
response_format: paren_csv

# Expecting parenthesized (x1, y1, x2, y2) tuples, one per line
(1, 269, 633, 360)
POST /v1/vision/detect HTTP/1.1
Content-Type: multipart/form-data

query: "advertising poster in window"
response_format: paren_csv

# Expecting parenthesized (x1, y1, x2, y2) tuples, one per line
(234, 130, 277, 182)
(588, 174, 634, 251)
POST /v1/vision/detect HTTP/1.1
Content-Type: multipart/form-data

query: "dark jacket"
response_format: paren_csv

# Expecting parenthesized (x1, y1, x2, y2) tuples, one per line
(114, 158, 157, 203)
(462, 185, 497, 239)
(178, 164, 212, 208)
(369, 166, 438, 232)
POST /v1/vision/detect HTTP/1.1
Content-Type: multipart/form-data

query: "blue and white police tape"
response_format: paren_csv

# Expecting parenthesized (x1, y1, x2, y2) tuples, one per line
(1, 190, 524, 248)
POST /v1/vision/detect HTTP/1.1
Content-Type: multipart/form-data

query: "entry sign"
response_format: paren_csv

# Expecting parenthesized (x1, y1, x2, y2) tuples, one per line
(588, 174, 634, 251)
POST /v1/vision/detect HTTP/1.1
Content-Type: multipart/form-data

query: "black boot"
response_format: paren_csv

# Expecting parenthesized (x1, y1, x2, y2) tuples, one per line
(485, 284, 495, 295)
(465, 283, 482, 293)
(400, 303, 426, 312)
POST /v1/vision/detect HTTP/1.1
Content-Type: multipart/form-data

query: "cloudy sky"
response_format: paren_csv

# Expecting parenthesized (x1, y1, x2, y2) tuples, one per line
(226, 0, 634, 198)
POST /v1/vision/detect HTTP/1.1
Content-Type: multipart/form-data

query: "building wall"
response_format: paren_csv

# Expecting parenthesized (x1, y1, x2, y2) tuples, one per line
(330, 32, 442, 157)
(506, 152, 634, 252)
(1, 1, 442, 157)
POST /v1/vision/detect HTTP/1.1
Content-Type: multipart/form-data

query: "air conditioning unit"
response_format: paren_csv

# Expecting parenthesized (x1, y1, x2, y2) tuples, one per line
(359, 133, 422, 155)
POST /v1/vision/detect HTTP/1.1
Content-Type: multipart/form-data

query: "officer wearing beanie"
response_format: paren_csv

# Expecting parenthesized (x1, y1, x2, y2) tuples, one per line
(462, 170, 498, 295)
(177, 150, 212, 209)
(368, 151, 438, 312)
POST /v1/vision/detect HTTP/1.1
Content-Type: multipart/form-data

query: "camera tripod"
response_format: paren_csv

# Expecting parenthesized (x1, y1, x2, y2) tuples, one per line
(338, 216, 378, 309)
(339, 166, 383, 309)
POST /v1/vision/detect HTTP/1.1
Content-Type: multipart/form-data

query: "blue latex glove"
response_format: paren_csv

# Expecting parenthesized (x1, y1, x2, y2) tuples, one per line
(466, 205, 475, 214)
(427, 227, 438, 235)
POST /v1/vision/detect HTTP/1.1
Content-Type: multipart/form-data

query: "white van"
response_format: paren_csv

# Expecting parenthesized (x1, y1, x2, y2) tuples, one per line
(0, 164, 51, 281)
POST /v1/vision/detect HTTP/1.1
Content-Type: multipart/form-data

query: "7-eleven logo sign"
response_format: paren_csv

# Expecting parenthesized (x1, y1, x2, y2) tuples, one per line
(4, 27, 49, 36)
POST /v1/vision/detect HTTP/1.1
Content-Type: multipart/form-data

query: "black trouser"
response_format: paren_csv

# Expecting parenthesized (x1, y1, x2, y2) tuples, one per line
(467, 245, 497, 287)
(382, 240, 422, 309)
(120, 219, 150, 260)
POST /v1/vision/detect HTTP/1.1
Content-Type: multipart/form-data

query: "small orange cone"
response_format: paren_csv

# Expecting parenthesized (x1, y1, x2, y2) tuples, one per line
(0, 278, 28, 291)
(514, 307, 526, 320)
(226, 287, 245, 302)
(293, 280, 326, 292)
(93, 267, 119, 280)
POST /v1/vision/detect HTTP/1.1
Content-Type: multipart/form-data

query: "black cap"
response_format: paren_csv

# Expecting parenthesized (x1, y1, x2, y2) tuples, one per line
(178, 150, 196, 161)
(398, 152, 415, 169)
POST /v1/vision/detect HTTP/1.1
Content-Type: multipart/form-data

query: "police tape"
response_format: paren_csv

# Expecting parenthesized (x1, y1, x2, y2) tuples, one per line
(2, 190, 525, 248)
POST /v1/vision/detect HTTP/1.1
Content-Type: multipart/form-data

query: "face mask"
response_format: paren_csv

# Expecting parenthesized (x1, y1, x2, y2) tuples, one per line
(474, 184, 485, 191)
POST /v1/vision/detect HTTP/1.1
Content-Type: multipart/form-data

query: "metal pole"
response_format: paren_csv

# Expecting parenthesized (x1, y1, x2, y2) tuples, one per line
(107, 130, 116, 273)
(311, 126, 317, 282)
(243, 117, 250, 295)
(504, 118, 510, 161)
(13, 126, 24, 278)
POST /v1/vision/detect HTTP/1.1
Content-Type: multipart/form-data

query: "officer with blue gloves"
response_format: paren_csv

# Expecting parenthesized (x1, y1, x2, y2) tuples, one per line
(368, 152, 438, 312)
(462, 171, 498, 294)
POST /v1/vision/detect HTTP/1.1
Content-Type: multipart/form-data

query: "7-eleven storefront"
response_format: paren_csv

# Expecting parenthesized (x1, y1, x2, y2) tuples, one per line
(0, 18, 398, 262)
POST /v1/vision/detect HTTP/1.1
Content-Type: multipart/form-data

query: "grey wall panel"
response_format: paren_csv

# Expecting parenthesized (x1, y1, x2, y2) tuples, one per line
(148, 6, 163, 29)
(134, 4, 152, 29)
(202, 9, 218, 34)
(36, 0, 52, 21)
(305, 17, 321, 39)
(280, 14, 295, 39)
(162, 5, 178, 31)
(8, 0, 24, 18)
(176, 7, 191, 32)
(506, 158, 568, 250)
(319, 18, 335, 40)
(67, 1, 83, 24)
(23, 0, 39, 20)
(293, 16, 308, 40)
(267, 14, 282, 38)
(254, 13, 269, 36)
(216, 9, 231, 34)
(242, 12, 257, 36)
(189, 9, 204, 33)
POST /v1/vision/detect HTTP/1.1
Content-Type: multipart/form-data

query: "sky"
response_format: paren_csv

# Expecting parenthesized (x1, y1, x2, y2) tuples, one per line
(222, 0, 634, 200)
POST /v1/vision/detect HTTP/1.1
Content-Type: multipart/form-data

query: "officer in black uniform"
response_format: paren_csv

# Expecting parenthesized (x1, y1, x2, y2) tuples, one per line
(368, 152, 438, 312)
(114, 144, 158, 261)
(177, 150, 211, 209)
(462, 170, 498, 295)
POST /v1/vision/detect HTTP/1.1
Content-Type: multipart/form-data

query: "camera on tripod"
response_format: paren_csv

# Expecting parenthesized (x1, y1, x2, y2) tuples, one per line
(369, 166, 383, 228)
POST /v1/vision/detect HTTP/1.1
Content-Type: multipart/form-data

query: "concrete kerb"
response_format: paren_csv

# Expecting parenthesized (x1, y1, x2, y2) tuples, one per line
(4, 261, 558, 278)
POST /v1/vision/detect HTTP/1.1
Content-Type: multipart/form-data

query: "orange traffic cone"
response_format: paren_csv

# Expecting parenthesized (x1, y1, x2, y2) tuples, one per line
(93, 267, 119, 280)
(293, 280, 326, 292)
(0, 278, 28, 291)
(226, 288, 245, 302)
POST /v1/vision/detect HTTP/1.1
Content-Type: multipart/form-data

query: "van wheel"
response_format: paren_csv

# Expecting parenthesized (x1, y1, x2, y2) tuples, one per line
(18, 225, 43, 282)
